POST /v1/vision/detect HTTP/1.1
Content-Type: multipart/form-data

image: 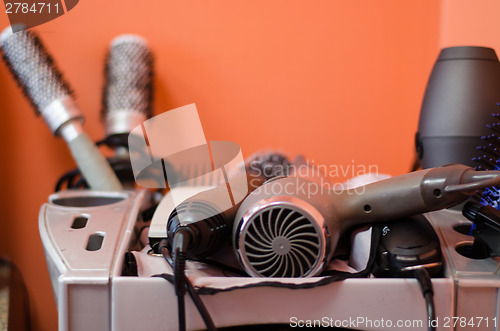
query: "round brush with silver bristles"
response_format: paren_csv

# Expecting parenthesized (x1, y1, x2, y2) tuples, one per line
(102, 34, 153, 147)
(0, 26, 122, 190)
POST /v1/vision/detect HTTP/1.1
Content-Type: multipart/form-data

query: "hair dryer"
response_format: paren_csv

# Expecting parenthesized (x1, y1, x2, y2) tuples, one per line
(233, 164, 500, 278)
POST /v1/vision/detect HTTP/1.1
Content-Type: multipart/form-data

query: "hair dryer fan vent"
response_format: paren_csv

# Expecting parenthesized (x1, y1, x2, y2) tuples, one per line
(239, 205, 323, 278)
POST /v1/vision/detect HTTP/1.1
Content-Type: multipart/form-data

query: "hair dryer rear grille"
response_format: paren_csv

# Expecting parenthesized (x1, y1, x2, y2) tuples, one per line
(242, 206, 321, 277)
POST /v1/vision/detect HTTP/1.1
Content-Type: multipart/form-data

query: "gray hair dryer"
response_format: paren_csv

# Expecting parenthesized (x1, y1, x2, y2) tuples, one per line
(233, 164, 500, 278)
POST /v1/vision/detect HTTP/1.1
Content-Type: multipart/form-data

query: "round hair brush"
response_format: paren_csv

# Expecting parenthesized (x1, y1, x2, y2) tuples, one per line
(97, 34, 154, 186)
(0, 26, 122, 190)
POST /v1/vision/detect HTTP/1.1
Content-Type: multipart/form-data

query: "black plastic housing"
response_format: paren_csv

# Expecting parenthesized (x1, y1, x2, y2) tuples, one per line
(372, 215, 443, 278)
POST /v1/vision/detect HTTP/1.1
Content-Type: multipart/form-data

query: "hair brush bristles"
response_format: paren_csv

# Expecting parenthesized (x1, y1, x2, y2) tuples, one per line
(475, 109, 500, 210)
(101, 34, 153, 127)
(245, 150, 292, 180)
(0, 26, 73, 115)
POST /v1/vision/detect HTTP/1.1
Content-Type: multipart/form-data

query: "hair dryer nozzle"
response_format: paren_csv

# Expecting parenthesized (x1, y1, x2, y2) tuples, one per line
(444, 169, 500, 193)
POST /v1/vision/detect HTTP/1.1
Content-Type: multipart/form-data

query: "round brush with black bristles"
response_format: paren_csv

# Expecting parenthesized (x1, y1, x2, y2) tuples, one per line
(101, 34, 153, 148)
(0, 26, 122, 191)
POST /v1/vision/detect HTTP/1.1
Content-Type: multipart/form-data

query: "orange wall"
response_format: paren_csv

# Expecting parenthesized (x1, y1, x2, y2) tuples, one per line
(440, 0, 500, 50)
(0, 1, 440, 330)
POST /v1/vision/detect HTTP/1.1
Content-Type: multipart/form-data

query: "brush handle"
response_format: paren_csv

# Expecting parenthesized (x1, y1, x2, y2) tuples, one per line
(66, 130, 122, 190)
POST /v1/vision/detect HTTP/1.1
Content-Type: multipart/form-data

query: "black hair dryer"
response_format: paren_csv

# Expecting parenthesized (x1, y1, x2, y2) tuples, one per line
(416, 46, 500, 169)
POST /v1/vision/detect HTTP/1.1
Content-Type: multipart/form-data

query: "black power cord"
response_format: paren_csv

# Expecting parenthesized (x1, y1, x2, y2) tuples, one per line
(172, 232, 188, 331)
(158, 239, 216, 331)
(414, 268, 436, 331)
